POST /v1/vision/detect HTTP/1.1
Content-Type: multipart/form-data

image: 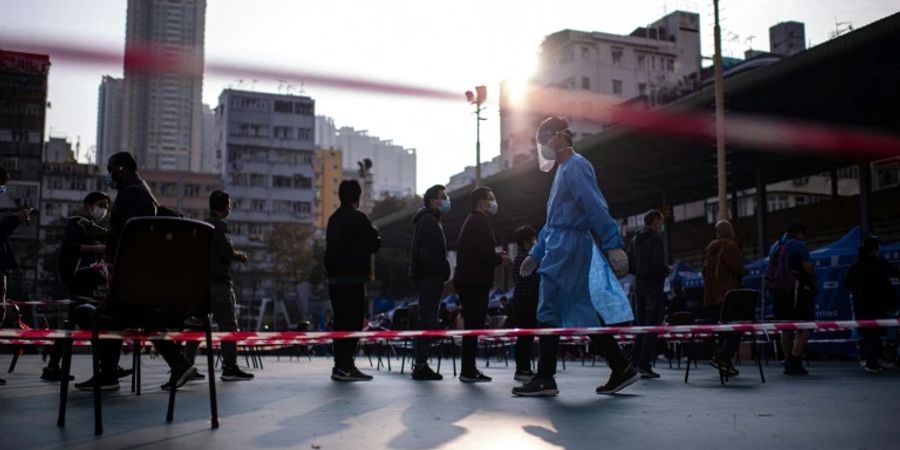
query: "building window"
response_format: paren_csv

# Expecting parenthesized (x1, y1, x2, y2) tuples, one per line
(612, 79, 623, 95)
(293, 175, 312, 189)
(274, 126, 293, 140)
(581, 77, 590, 90)
(160, 183, 178, 196)
(637, 53, 646, 69)
(273, 175, 293, 188)
(611, 47, 623, 65)
(249, 174, 267, 187)
(250, 199, 266, 211)
(230, 173, 248, 186)
(297, 128, 312, 141)
(294, 103, 313, 115)
(581, 46, 589, 59)
(638, 83, 647, 96)
(667, 59, 675, 72)
(184, 184, 200, 197)
(274, 100, 293, 113)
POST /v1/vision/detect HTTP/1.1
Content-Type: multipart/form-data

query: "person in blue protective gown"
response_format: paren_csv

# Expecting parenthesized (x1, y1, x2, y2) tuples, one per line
(512, 116, 640, 397)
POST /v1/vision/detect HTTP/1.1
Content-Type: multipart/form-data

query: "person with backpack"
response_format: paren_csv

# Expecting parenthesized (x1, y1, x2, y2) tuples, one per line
(766, 221, 816, 375)
(702, 220, 747, 377)
(843, 236, 900, 372)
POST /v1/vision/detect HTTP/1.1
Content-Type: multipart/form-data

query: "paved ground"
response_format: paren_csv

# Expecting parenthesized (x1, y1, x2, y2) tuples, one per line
(1, 352, 899, 450)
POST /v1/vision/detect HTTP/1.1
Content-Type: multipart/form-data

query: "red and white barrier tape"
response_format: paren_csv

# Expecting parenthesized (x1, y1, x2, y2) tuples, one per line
(0, 319, 895, 342)
(3, 299, 74, 306)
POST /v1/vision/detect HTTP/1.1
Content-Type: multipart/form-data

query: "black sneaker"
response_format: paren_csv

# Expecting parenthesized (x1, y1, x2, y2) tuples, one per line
(411, 365, 443, 381)
(75, 374, 120, 392)
(222, 366, 254, 382)
(710, 357, 739, 377)
(331, 367, 373, 382)
(160, 364, 198, 391)
(459, 370, 492, 383)
(783, 355, 808, 375)
(512, 375, 558, 397)
(638, 367, 661, 379)
(596, 366, 640, 395)
(41, 367, 74, 382)
(0, 378, 5, 386)
(192, 371, 206, 381)
(514, 369, 535, 382)
(116, 366, 134, 379)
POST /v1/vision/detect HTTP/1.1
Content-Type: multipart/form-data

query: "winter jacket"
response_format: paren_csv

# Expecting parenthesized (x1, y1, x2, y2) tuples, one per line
(702, 237, 747, 307)
(844, 255, 900, 319)
(452, 211, 502, 286)
(0, 214, 22, 273)
(409, 207, 450, 282)
(107, 175, 158, 263)
(324, 204, 382, 285)
(206, 214, 243, 285)
(629, 227, 668, 285)
(58, 213, 108, 288)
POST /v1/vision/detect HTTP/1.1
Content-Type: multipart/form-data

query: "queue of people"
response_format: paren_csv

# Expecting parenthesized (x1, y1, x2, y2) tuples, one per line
(1, 113, 898, 396)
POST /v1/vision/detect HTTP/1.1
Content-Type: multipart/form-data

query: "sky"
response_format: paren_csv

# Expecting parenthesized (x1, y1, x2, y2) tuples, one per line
(0, 0, 897, 193)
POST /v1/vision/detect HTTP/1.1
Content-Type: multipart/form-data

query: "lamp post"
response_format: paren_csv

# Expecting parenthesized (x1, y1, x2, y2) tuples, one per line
(465, 86, 487, 187)
(713, 0, 729, 221)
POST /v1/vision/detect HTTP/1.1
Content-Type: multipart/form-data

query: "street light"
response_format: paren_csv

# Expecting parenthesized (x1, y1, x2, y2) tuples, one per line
(465, 85, 487, 187)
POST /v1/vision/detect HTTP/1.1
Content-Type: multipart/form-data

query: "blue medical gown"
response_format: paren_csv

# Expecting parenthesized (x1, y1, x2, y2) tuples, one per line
(530, 153, 633, 327)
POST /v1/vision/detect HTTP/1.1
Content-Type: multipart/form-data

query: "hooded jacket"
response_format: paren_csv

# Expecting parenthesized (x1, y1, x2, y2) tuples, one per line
(409, 207, 450, 282)
(702, 237, 747, 307)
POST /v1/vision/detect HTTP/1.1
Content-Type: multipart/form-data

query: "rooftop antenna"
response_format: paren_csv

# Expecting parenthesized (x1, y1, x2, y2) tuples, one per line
(299, 81, 306, 94)
(829, 19, 853, 39)
(745, 35, 756, 50)
(251, 79, 258, 91)
(75, 136, 81, 161)
(277, 79, 287, 93)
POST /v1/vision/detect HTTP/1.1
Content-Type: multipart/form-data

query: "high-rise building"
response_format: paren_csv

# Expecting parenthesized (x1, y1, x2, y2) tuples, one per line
(200, 104, 218, 173)
(121, 0, 206, 172)
(315, 116, 417, 199)
(44, 136, 76, 163)
(0, 49, 50, 299)
(142, 169, 222, 220)
(95, 75, 123, 167)
(769, 21, 806, 57)
(499, 11, 701, 168)
(216, 89, 316, 314)
(314, 148, 342, 231)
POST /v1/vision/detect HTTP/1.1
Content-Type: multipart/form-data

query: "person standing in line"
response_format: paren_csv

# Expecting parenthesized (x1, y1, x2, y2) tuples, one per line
(408, 184, 452, 381)
(453, 186, 509, 383)
(628, 209, 670, 379)
(512, 225, 540, 381)
(0, 167, 32, 386)
(324, 180, 382, 382)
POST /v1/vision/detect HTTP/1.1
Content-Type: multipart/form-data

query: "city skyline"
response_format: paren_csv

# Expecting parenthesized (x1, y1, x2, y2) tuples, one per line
(0, 0, 897, 192)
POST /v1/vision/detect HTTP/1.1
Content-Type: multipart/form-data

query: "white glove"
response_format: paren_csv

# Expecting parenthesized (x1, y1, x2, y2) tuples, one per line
(519, 255, 538, 277)
(607, 248, 629, 278)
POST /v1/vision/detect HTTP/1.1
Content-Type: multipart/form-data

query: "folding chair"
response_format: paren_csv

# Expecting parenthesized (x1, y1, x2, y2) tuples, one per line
(56, 217, 219, 435)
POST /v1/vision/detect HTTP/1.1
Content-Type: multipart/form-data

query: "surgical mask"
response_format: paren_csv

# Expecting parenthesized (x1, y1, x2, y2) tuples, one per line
(438, 198, 451, 214)
(91, 206, 108, 221)
(0, 185, 6, 197)
(536, 129, 570, 173)
(105, 173, 116, 190)
(486, 200, 499, 215)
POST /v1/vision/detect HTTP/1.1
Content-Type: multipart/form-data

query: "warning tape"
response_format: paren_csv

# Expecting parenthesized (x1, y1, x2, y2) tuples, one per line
(4, 299, 74, 306)
(0, 319, 895, 342)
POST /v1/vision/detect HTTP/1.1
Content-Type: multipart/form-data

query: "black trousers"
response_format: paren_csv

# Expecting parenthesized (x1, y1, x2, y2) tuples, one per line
(537, 330, 630, 378)
(631, 281, 665, 371)
(861, 328, 884, 369)
(184, 282, 240, 368)
(513, 296, 539, 372)
(413, 277, 444, 366)
(329, 283, 366, 371)
(455, 282, 490, 375)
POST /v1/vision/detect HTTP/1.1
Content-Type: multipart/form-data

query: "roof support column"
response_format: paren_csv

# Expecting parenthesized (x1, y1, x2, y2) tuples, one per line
(830, 169, 839, 199)
(859, 162, 872, 231)
(755, 165, 768, 258)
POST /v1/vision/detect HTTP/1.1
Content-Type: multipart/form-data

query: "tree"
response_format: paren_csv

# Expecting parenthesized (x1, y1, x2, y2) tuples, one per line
(370, 194, 421, 222)
(267, 223, 315, 296)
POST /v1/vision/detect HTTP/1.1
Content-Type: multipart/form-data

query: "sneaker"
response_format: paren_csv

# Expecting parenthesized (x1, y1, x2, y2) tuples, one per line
(710, 357, 740, 377)
(192, 371, 206, 381)
(512, 375, 559, 397)
(783, 355, 809, 375)
(222, 366, 254, 382)
(116, 366, 134, 379)
(0, 378, 5, 386)
(411, 365, 443, 381)
(75, 374, 120, 392)
(41, 367, 74, 382)
(514, 369, 535, 382)
(160, 364, 198, 390)
(596, 366, 640, 395)
(863, 365, 884, 374)
(638, 367, 661, 379)
(459, 370, 492, 383)
(331, 367, 373, 382)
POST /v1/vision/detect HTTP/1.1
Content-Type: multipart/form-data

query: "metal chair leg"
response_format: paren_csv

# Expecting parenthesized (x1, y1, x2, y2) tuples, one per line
(91, 317, 103, 436)
(205, 317, 220, 429)
(57, 337, 73, 428)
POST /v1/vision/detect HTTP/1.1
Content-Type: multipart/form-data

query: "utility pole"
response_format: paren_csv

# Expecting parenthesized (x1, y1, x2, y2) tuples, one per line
(713, 0, 729, 221)
(466, 86, 487, 187)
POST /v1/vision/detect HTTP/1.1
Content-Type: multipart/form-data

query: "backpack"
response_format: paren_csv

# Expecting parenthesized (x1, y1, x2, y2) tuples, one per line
(765, 241, 796, 291)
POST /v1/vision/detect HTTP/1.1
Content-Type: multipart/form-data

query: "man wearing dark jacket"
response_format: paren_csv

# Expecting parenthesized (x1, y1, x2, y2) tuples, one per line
(453, 186, 509, 382)
(325, 179, 382, 381)
(629, 209, 669, 379)
(0, 166, 32, 386)
(182, 190, 253, 382)
(73, 152, 197, 392)
(844, 236, 900, 372)
(409, 184, 452, 381)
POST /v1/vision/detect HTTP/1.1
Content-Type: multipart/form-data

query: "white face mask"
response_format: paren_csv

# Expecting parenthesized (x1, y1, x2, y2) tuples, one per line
(91, 206, 108, 221)
(486, 200, 499, 215)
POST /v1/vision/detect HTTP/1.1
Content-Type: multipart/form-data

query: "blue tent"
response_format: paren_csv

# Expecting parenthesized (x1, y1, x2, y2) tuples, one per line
(664, 261, 704, 293)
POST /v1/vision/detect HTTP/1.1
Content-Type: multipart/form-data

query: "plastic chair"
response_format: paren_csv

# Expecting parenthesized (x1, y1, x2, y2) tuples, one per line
(56, 217, 218, 435)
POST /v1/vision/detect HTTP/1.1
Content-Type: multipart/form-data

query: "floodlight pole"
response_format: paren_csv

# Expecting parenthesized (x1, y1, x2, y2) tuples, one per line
(714, 0, 729, 221)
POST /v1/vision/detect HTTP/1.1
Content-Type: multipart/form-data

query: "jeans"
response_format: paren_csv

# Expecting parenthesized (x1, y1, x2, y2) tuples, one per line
(631, 281, 665, 371)
(455, 282, 490, 375)
(184, 282, 240, 368)
(329, 283, 366, 371)
(413, 277, 444, 366)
